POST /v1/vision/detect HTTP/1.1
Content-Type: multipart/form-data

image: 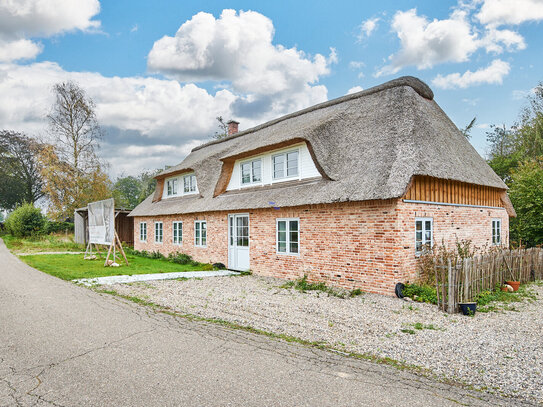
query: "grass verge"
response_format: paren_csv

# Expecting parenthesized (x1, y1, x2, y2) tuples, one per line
(19, 253, 211, 280)
(93, 286, 427, 376)
(281, 275, 364, 298)
(2, 233, 84, 254)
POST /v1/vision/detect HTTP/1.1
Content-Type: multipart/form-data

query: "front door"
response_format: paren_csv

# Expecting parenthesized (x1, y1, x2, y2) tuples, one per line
(228, 214, 250, 271)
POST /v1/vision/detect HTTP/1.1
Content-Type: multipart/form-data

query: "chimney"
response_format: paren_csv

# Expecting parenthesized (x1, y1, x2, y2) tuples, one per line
(227, 120, 239, 136)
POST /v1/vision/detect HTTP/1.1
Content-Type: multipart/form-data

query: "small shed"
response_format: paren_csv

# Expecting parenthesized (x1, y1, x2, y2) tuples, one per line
(74, 207, 134, 246)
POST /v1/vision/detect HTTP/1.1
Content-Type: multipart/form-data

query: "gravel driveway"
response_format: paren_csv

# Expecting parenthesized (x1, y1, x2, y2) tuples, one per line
(110, 276, 543, 405)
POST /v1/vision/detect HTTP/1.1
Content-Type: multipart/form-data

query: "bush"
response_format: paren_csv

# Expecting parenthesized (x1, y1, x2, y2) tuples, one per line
(402, 283, 437, 304)
(4, 204, 46, 238)
(44, 221, 74, 234)
(168, 252, 193, 265)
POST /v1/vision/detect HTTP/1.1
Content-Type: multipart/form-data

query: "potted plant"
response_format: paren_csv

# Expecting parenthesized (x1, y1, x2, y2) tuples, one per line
(459, 301, 477, 316)
(504, 259, 520, 291)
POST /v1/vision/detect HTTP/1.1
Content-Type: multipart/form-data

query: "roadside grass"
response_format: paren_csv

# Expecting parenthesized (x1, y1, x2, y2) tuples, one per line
(94, 286, 428, 377)
(2, 233, 84, 254)
(19, 253, 211, 281)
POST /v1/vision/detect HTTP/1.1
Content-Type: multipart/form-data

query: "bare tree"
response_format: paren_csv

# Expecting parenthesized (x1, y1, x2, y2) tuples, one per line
(47, 81, 102, 172)
(461, 117, 477, 139)
(214, 116, 229, 139)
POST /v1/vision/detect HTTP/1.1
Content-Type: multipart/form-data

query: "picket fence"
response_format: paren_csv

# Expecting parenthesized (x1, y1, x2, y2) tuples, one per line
(433, 248, 543, 313)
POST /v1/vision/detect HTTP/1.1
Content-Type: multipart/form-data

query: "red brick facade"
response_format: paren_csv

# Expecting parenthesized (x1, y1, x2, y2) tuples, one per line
(133, 199, 509, 295)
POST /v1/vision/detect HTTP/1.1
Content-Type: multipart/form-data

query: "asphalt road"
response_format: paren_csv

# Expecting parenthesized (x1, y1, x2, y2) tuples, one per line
(0, 239, 533, 406)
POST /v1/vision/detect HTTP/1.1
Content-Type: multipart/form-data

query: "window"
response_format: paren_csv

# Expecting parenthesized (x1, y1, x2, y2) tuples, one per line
(184, 174, 197, 193)
(154, 221, 163, 243)
(139, 222, 147, 242)
(166, 178, 178, 196)
(276, 218, 299, 255)
(173, 221, 182, 245)
(273, 150, 299, 179)
(492, 219, 501, 245)
(241, 159, 262, 185)
(194, 220, 207, 247)
(415, 218, 433, 254)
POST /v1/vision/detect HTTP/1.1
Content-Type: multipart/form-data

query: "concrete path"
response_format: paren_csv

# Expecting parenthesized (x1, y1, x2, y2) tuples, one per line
(0, 239, 534, 407)
(74, 270, 239, 286)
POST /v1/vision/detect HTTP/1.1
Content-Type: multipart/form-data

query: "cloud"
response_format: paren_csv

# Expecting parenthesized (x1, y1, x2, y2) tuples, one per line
(376, 9, 478, 76)
(0, 8, 335, 176)
(346, 86, 364, 95)
(432, 59, 510, 89)
(357, 18, 379, 42)
(476, 0, 543, 26)
(375, 5, 527, 78)
(130, 24, 138, 33)
(0, 38, 42, 62)
(147, 9, 334, 116)
(480, 27, 526, 53)
(0, 0, 100, 62)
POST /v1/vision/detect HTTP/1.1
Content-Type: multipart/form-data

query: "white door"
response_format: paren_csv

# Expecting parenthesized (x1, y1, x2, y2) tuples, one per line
(228, 214, 250, 271)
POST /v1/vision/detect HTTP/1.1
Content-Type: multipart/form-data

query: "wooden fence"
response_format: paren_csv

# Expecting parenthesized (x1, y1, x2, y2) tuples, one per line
(434, 248, 543, 313)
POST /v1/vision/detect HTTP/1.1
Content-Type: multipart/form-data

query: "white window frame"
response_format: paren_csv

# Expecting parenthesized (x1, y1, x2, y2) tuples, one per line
(183, 174, 197, 194)
(139, 222, 147, 242)
(276, 218, 300, 255)
(492, 218, 502, 245)
(173, 221, 183, 245)
(415, 217, 433, 254)
(194, 220, 207, 247)
(272, 149, 300, 181)
(240, 158, 262, 186)
(154, 221, 163, 244)
(166, 178, 178, 196)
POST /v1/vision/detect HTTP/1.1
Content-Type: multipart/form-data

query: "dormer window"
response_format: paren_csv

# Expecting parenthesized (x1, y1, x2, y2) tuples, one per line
(273, 150, 299, 179)
(167, 179, 177, 196)
(241, 159, 262, 185)
(184, 174, 197, 193)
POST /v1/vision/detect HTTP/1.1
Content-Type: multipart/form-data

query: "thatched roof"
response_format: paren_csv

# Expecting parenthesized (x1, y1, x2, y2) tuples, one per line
(130, 76, 506, 217)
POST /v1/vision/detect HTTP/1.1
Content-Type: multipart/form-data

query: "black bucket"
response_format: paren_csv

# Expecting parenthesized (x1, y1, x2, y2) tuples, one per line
(459, 302, 477, 316)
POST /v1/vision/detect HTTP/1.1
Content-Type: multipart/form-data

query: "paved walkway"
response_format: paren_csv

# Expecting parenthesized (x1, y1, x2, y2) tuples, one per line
(74, 269, 239, 285)
(0, 239, 534, 406)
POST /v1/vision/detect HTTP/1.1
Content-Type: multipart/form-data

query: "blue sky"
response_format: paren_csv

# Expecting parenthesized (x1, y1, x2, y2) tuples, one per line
(1, 0, 542, 176)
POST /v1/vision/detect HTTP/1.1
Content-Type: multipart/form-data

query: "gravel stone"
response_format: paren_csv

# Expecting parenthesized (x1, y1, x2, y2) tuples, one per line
(109, 276, 543, 404)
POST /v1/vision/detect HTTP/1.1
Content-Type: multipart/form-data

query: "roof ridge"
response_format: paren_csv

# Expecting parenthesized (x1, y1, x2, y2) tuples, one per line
(192, 76, 433, 152)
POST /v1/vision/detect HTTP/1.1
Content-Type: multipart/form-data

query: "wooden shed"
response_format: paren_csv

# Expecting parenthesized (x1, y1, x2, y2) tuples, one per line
(74, 207, 134, 246)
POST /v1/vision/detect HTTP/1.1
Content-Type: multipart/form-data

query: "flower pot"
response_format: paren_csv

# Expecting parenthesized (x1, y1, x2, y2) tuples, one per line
(459, 302, 477, 316)
(505, 281, 520, 292)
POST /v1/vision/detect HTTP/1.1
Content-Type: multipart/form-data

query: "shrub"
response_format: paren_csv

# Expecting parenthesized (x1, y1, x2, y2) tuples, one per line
(402, 283, 437, 304)
(168, 252, 193, 265)
(4, 204, 46, 238)
(44, 221, 74, 234)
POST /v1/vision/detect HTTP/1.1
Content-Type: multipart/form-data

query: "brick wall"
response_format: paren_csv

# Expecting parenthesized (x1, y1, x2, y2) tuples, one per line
(132, 199, 510, 295)
(396, 201, 509, 283)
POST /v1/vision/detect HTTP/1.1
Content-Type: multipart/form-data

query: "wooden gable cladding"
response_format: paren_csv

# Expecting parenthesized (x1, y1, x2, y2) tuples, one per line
(404, 175, 504, 208)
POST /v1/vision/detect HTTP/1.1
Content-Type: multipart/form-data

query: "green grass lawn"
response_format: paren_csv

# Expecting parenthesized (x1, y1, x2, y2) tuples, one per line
(19, 253, 211, 281)
(2, 234, 84, 254)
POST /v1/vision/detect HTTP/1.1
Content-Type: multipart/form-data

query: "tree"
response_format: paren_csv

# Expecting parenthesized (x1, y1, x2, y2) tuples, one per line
(213, 116, 229, 139)
(41, 82, 111, 219)
(39, 144, 111, 220)
(111, 169, 163, 209)
(0, 131, 45, 210)
(47, 81, 101, 172)
(460, 117, 477, 139)
(486, 124, 521, 184)
(508, 159, 543, 247)
(112, 175, 142, 209)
